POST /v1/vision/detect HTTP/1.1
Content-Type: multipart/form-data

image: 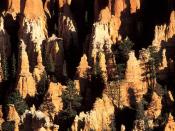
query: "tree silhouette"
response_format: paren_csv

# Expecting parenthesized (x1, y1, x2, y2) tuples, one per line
(114, 37, 134, 63)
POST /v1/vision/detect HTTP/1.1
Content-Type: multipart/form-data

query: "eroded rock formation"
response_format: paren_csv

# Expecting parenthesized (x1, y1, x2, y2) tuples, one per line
(45, 35, 64, 77)
(71, 94, 115, 131)
(0, 0, 175, 130)
(98, 52, 108, 82)
(40, 82, 64, 120)
(125, 51, 147, 102)
(33, 49, 47, 88)
(58, 0, 78, 51)
(6, 0, 20, 19)
(7, 104, 20, 131)
(152, 11, 175, 48)
(88, 22, 113, 64)
(0, 106, 4, 130)
(16, 40, 36, 98)
(75, 54, 91, 94)
(165, 114, 175, 131)
(76, 54, 90, 78)
(145, 92, 162, 120)
(21, 105, 59, 131)
(19, 0, 47, 69)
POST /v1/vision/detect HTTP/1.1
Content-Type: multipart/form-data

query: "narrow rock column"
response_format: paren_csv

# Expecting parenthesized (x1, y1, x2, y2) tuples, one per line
(16, 40, 36, 98)
(19, 0, 47, 70)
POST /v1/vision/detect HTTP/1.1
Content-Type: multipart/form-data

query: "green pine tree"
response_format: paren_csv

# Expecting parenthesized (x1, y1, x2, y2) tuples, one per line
(61, 80, 82, 120)
(6, 91, 28, 115)
(114, 37, 134, 63)
(2, 121, 15, 131)
(147, 45, 161, 89)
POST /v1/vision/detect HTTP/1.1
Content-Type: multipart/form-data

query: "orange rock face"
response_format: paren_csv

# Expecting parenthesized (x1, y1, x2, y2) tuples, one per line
(19, 0, 47, 70)
(153, 11, 175, 48)
(165, 114, 175, 131)
(125, 51, 147, 102)
(32, 43, 47, 89)
(23, 0, 45, 20)
(6, 0, 20, 19)
(76, 54, 90, 78)
(7, 104, 20, 131)
(151, 10, 175, 81)
(57, 0, 72, 8)
(16, 40, 36, 98)
(44, 0, 51, 18)
(99, 52, 108, 82)
(75, 54, 90, 94)
(0, 0, 174, 130)
(40, 82, 64, 119)
(167, 11, 175, 39)
(114, 0, 127, 18)
(89, 0, 143, 67)
(125, 51, 142, 83)
(98, 6, 111, 24)
(145, 92, 162, 120)
(71, 94, 115, 131)
(130, 0, 140, 14)
(93, 0, 122, 43)
(0, 105, 4, 130)
(88, 22, 113, 64)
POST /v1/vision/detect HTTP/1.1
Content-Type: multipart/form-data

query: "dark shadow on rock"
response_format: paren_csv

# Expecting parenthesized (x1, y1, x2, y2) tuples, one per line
(115, 107, 136, 131)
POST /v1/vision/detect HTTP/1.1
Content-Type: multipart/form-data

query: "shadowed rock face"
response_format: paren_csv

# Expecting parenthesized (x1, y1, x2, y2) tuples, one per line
(0, 17, 11, 81)
(22, 105, 59, 131)
(45, 35, 64, 77)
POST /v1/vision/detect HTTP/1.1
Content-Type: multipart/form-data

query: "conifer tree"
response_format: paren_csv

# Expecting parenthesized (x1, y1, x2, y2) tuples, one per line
(2, 121, 15, 131)
(61, 80, 82, 119)
(6, 91, 28, 115)
(114, 37, 134, 63)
